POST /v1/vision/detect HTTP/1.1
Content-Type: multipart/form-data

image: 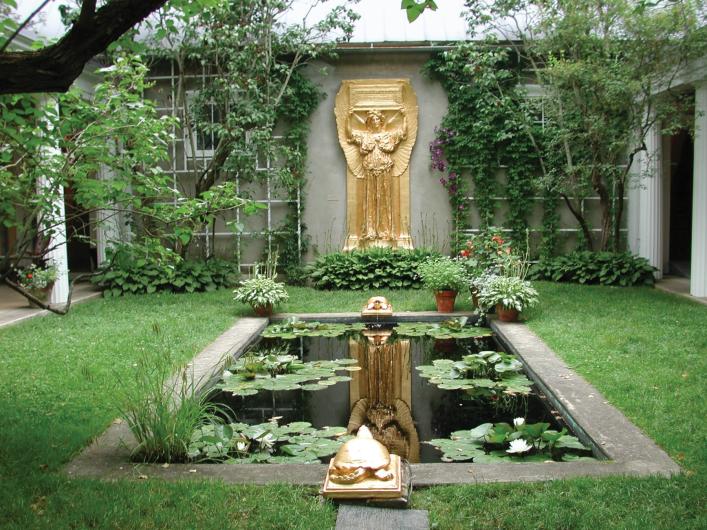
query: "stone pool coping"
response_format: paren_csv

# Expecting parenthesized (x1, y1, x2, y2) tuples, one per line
(64, 313, 680, 486)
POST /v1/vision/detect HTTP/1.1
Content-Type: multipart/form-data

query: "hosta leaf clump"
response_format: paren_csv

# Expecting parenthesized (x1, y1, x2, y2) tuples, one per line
(416, 350, 532, 397)
(395, 318, 493, 339)
(219, 352, 359, 396)
(426, 418, 594, 463)
(188, 419, 352, 463)
(262, 317, 366, 339)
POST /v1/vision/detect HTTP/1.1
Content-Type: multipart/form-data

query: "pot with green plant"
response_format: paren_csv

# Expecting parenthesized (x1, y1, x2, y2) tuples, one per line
(477, 275, 539, 322)
(233, 259, 289, 317)
(417, 257, 467, 312)
(16, 263, 57, 307)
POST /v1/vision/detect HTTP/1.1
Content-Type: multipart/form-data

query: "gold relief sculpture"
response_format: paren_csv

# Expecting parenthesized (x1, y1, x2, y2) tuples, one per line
(335, 80, 418, 250)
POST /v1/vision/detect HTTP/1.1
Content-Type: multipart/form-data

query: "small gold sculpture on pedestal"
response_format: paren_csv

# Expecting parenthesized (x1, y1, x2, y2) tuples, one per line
(322, 426, 402, 499)
(361, 296, 393, 317)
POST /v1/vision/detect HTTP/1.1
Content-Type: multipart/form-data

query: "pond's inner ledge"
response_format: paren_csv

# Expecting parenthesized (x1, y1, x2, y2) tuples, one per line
(65, 313, 680, 486)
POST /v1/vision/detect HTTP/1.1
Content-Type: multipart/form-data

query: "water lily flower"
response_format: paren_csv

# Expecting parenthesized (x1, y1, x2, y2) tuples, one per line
(507, 438, 532, 454)
(235, 441, 248, 452)
(513, 417, 525, 428)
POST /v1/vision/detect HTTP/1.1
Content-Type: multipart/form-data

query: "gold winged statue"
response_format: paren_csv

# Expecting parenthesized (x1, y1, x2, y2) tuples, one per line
(335, 80, 418, 250)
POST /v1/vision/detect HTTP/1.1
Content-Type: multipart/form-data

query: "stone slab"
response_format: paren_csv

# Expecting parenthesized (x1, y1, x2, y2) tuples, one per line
(272, 311, 477, 323)
(336, 505, 429, 530)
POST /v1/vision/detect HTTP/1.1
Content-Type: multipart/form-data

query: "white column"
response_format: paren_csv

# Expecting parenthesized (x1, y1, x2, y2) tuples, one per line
(691, 82, 707, 297)
(638, 115, 663, 279)
(38, 97, 70, 307)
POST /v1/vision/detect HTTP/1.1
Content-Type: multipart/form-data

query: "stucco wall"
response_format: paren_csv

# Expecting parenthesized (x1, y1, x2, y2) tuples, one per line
(301, 52, 452, 260)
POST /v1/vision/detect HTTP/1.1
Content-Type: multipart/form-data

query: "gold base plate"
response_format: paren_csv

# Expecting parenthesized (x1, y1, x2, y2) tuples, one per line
(322, 455, 402, 499)
(360, 308, 393, 317)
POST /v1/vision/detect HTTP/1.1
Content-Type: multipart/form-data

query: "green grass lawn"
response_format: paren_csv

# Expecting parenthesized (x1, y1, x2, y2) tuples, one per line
(0, 284, 704, 529)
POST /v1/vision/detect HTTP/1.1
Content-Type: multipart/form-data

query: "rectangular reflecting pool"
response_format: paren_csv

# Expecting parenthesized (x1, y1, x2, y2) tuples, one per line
(202, 321, 593, 464)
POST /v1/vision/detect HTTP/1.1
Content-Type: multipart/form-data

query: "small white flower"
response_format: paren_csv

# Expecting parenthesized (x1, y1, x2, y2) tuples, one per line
(506, 438, 532, 454)
(513, 417, 525, 428)
(235, 441, 248, 452)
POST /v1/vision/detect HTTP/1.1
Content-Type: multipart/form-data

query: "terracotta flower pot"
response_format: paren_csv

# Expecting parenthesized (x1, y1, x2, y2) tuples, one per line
(496, 304, 519, 322)
(253, 303, 273, 317)
(434, 290, 457, 313)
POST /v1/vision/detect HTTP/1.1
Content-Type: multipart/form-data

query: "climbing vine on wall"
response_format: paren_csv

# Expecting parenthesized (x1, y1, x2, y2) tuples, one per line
(425, 44, 556, 255)
(269, 71, 322, 276)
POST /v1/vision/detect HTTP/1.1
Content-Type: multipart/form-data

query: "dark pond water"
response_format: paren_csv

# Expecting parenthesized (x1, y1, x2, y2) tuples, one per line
(209, 328, 569, 464)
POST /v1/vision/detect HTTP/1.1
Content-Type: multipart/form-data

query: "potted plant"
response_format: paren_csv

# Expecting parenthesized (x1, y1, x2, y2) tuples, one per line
(16, 263, 57, 307)
(477, 275, 539, 322)
(417, 257, 467, 312)
(233, 262, 289, 317)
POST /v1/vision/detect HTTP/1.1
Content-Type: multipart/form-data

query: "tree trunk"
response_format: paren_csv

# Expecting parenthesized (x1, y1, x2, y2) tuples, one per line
(0, 0, 168, 94)
(561, 193, 594, 251)
(613, 179, 625, 252)
(592, 170, 612, 251)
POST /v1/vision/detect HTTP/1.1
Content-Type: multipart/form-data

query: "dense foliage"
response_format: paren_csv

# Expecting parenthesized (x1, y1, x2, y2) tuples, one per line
(92, 242, 239, 297)
(460, 0, 705, 252)
(530, 251, 656, 286)
(139, 0, 358, 265)
(308, 248, 441, 290)
(425, 47, 546, 254)
(0, 55, 252, 309)
(417, 256, 468, 292)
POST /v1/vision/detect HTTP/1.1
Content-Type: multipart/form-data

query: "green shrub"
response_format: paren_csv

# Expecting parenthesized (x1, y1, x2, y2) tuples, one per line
(417, 256, 468, 292)
(308, 248, 441, 290)
(529, 251, 655, 287)
(92, 243, 239, 296)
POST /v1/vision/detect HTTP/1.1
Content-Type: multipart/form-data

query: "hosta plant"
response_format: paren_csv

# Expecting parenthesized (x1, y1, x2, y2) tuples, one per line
(426, 418, 593, 463)
(477, 275, 539, 313)
(233, 276, 289, 315)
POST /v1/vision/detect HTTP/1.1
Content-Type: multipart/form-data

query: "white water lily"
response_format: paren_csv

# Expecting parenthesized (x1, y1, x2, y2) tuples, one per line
(506, 438, 532, 454)
(513, 417, 525, 428)
(260, 433, 276, 450)
(235, 441, 248, 452)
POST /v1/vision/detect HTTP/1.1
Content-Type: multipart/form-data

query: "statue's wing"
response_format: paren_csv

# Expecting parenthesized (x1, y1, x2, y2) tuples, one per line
(334, 95, 364, 177)
(391, 102, 418, 178)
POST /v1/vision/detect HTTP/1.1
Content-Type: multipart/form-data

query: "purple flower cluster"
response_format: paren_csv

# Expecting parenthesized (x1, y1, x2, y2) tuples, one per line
(429, 126, 457, 173)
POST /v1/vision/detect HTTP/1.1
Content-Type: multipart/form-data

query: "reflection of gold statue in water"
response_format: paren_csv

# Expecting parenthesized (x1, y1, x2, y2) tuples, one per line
(348, 333, 420, 463)
(346, 108, 407, 242)
(335, 79, 418, 250)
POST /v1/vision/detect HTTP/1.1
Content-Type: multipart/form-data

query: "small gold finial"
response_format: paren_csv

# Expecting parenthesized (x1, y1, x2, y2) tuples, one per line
(361, 296, 393, 317)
